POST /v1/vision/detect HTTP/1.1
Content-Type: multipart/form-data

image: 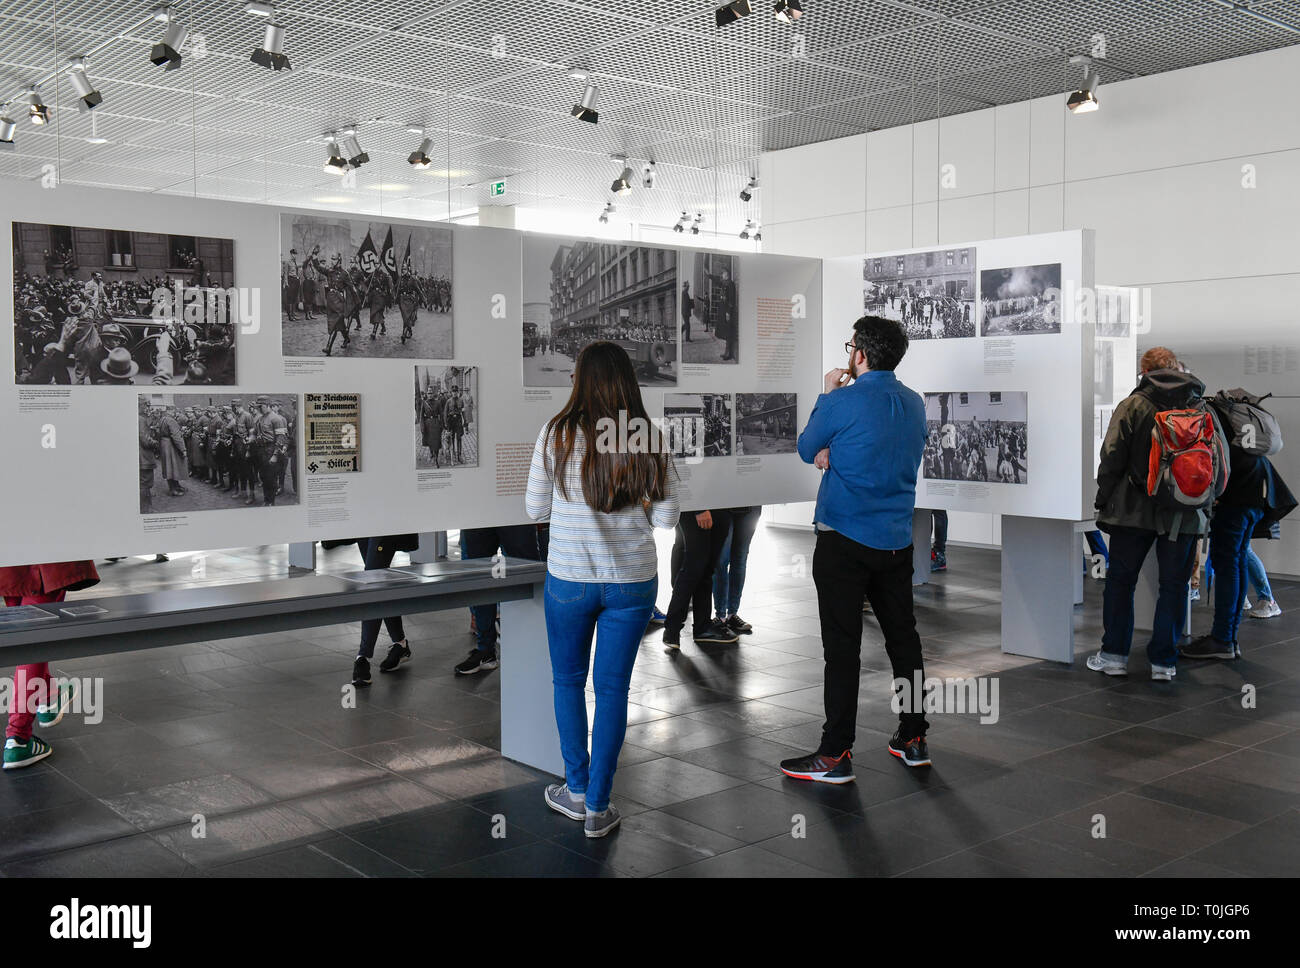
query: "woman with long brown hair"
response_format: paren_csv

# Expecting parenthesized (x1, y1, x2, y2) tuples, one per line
(526, 342, 679, 837)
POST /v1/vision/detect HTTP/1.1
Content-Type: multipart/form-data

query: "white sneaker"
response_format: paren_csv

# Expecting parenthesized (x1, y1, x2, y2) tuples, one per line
(1243, 597, 1253, 612)
(1150, 663, 1177, 682)
(1086, 651, 1128, 676)
(1250, 599, 1282, 619)
(1189, 587, 1201, 602)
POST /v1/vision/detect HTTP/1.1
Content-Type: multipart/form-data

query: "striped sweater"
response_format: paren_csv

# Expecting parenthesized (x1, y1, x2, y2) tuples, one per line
(525, 424, 680, 582)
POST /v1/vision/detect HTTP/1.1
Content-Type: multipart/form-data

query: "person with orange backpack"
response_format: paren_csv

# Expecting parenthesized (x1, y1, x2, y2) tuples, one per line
(1088, 347, 1229, 681)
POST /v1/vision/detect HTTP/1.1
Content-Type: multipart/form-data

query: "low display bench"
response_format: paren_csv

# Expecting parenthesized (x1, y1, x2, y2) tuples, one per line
(0, 558, 562, 775)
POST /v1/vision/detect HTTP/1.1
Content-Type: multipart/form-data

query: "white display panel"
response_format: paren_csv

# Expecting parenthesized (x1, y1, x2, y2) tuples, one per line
(825, 229, 1094, 522)
(0, 183, 825, 566)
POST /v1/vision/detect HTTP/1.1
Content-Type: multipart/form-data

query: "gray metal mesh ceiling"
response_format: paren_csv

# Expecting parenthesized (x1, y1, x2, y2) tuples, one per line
(0, 0, 1296, 235)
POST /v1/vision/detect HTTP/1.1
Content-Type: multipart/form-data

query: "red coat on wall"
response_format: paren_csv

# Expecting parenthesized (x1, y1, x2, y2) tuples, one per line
(0, 561, 100, 598)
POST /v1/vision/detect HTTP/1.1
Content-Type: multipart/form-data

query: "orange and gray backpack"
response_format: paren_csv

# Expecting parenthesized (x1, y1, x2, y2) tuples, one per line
(1146, 401, 1228, 538)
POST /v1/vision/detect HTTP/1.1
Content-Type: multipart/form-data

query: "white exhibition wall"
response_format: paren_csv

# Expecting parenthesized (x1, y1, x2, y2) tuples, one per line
(760, 44, 1300, 578)
(0, 180, 823, 567)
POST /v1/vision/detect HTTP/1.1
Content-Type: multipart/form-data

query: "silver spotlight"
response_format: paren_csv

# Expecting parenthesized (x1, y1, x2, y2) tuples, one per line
(251, 20, 291, 71)
(1067, 54, 1100, 113)
(691, 213, 703, 235)
(642, 163, 656, 189)
(599, 202, 615, 224)
(408, 136, 434, 169)
(672, 212, 688, 233)
(323, 134, 348, 175)
(66, 57, 103, 112)
(26, 87, 49, 125)
(739, 219, 757, 240)
(150, 10, 189, 71)
(0, 117, 16, 146)
(740, 176, 758, 202)
(572, 82, 599, 123)
(611, 166, 635, 196)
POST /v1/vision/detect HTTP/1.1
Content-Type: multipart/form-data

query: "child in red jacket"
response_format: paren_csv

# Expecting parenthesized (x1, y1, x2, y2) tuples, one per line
(1, 561, 99, 769)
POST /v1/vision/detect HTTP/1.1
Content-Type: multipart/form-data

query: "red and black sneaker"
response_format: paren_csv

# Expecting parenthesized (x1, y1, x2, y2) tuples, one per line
(779, 749, 855, 784)
(887, 730, 931, 767)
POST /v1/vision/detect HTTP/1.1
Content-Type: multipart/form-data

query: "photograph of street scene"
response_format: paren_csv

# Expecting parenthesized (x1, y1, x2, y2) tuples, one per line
(923, 391, 1028, 484)
(863, 247, 976, 340)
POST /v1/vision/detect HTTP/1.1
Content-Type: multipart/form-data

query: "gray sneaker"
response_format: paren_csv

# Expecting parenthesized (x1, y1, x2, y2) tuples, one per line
(1085, 651, 1128, 676)
(584, 803, 622, 838)
(544, 783, 586, 821)
(1150, 663, 1177, 682)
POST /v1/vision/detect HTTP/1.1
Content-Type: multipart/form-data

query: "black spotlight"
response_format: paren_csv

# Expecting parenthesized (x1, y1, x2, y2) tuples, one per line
(715, 1, 753, 28)
(251, 21, 291, 71)
(774, 0, 802, 23)
(150, 19, 189, 71)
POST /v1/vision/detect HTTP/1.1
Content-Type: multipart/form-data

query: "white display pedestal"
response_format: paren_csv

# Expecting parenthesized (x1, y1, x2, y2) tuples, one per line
(499, 592, 564, 776)
(1133, 551, 1193, 637)
(912, 509, 932, 586)
(1001, 515, 1082, 664)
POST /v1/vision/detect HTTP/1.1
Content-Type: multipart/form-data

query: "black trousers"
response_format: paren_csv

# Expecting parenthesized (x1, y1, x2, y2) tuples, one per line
(666, 509, 732, 636)
(813, 528, 928, 754)
(358, 537, 405, 659)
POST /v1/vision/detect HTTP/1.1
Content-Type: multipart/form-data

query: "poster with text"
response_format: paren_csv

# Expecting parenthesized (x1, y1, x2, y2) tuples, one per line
(304, 393, 361, 475)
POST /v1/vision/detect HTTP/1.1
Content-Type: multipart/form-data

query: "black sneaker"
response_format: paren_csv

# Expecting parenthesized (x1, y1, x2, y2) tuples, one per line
(693, 620, 739, 644)
(1181, 635, 1237, 660)
(725, 614, 752, 635)
(663, 628, 680, 651)
(779, 749, 855, 784)
(888, 729, 931, 767)
(351, 656, 371, 687)
(379, 639, 412, 673)
(454, 648, 499, 675)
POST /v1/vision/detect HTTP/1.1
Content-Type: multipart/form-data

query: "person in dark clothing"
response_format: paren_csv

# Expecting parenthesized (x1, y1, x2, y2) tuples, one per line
(1088, 347, 1226, 681)
(780, 315, 930, 785)
(680, 281, 694, 342)
(454, 524, 543, 675)
(1184, 407, 1296, 659)
(663, 508, 737, 647)
(351, 535, 417, 686)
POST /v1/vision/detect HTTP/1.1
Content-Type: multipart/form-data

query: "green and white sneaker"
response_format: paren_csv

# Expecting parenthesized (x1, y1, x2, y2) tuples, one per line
(36, 680, 78, 729)
(3, 736, 53, 770)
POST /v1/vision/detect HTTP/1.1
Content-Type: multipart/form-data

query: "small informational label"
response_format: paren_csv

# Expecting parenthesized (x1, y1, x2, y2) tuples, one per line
(737, 457, 763, 475)
(496, 442, 533, 496)
(18, 388, 72, 413)
(143, 514, 188, 534)
(680, 364, 710, 379)
(284, 359, 327, 378)
(983, 339, 1015, 375)
(925, 481, 959, 498)
(306, 476, 350, 527)
(60, 604, 108, 618)
(524, 389, 554, 404)
(418, 470, 454, 492)
(0, 605, 59, 626)
(958, 482, 991, 501)
(304, 393, 361, 475)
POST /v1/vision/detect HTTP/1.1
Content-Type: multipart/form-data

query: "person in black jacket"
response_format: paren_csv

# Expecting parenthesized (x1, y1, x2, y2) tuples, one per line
(1088, 347, 1224, 681)
(351, 535, 418, 686)
(1184, 411, 1296, 659)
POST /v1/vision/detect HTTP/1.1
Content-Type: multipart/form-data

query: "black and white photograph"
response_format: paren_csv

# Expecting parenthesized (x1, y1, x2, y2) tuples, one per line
(681, 251, 740, 364)
(281, 214, 453, 359)
(664, 393, 732, 459)
(138, 392, 298, 514)
(979, 263, 1062, 336)
(923, 391, 1029, 485)
(523, 236, 677, 386)
(1095, 340, 1115, 406)
(13, 221, 237, 386)
(862, 247, 976, 339)
(415, 365, 478, 469)
(736, 393, 797, 455)
(1097, 287, 1132, 339)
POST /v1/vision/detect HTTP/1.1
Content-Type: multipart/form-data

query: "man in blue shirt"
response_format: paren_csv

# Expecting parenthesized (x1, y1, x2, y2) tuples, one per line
(780, 315, 932, 785)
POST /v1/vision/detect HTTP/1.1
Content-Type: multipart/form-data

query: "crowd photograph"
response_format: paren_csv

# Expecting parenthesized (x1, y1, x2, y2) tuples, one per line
(923, 390, 1029, 484)
(862, 247, 977, 340)
(664, 392, 733, 459)
(13, 222, 237, 385)
(281, 214, 453, 359)
(138, 393, 298, 513)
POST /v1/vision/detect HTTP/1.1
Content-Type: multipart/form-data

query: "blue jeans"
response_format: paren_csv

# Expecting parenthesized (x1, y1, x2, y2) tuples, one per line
(713, 506, 759, 618)
(544, 574, 656, 812)
(1102, 529, 1197, 667)
(1210, 505, 1265, 644)
(931, 509, 948, 554)
(1246, 547, 1272, 601)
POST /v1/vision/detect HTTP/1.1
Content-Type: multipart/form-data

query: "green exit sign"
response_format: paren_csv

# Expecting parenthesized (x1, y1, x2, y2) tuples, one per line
(490, 179, 507, 197)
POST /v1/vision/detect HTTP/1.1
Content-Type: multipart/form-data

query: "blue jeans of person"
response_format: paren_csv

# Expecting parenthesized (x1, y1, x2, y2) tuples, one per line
(462, 525, 541, 653)
(544, 574, 657, 812)
(1245, 547, 1272, 601)
(358, 537, 404, 659)
(1085, 529, 1109, 564)
(713, 506, 760, 619)
(1210, 505, 1266, 644)
(1102, 529, 1197, 668)
(931, 509, 948, 554)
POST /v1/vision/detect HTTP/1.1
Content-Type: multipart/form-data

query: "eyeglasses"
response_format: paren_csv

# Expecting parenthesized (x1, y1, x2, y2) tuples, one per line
(843, 340, 858, 356)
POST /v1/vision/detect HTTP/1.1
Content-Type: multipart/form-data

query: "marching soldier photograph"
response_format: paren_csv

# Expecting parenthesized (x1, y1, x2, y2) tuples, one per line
(280, 213, 454, 360)
(138, 393, 299, 514)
